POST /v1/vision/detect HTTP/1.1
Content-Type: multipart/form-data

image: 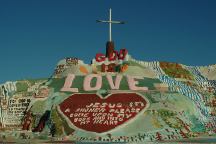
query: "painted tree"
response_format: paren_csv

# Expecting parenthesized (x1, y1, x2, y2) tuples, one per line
(50, 123, 56, 137)
(179, 130, 188, 138)
(22, 106, 34, 131)
(155, 132, 162, 141)
(32, 110, 50, 132)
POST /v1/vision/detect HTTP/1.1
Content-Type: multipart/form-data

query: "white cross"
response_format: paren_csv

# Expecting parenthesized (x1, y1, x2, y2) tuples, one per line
(97, 8, 125, 42)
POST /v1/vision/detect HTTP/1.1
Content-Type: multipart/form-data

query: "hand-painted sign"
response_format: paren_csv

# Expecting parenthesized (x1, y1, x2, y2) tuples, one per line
(9, 97, 31, 116)
(61, 74, 148, 93)
(95, 49, 128, 62)
(58, 93, 149, 133)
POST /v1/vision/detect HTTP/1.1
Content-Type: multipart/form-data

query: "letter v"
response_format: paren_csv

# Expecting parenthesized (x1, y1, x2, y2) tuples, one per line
(106, 75, 123, 90)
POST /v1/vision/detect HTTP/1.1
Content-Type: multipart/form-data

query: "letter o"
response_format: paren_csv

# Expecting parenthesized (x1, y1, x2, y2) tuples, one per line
(83, 74, 102, 91)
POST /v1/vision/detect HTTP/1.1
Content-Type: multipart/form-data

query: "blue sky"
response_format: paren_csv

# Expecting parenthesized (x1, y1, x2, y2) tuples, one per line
(0, 0, 216, 83)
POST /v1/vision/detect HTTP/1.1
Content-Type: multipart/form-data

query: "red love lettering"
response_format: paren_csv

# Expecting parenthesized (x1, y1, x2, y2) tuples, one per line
(95, 49, 128, 62)
(108, 51, 118, 61)
(118, 49, 128, 60)
(95, 53, 106, 62)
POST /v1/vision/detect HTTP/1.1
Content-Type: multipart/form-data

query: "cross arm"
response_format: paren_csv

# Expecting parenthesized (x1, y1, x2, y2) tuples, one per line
(110, 21, 125, 24)
(96, 20, 110, 23)
(96, 20, 125, 24)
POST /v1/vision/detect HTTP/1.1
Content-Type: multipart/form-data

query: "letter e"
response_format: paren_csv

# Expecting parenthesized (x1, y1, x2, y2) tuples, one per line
(126, 75, 148, 91)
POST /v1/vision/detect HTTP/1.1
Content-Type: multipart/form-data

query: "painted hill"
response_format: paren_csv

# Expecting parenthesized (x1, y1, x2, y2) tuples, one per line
(0, 54, 216, 143)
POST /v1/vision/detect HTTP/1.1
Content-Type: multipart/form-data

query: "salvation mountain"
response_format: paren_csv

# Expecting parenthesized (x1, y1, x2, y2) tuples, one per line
(0, 51, 216, 143)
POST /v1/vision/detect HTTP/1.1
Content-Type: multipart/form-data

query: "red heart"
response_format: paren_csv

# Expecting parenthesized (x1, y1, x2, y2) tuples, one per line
(58, 93, 148, 133)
